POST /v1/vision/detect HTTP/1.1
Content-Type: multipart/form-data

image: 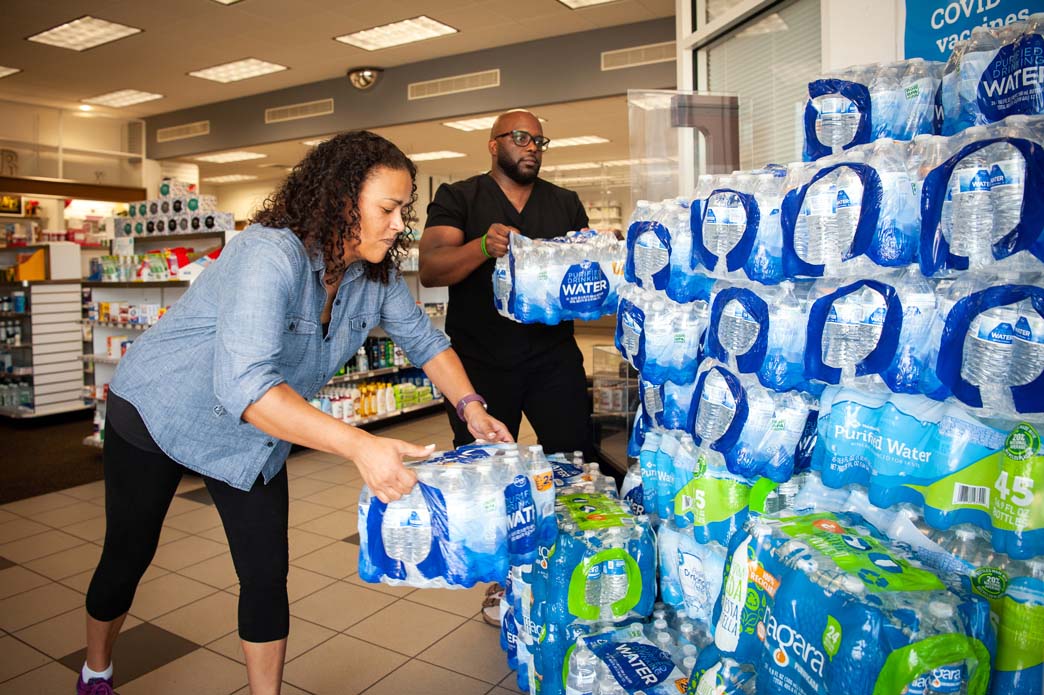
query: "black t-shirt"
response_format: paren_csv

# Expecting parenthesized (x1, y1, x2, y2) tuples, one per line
(425, 174, 588, 368)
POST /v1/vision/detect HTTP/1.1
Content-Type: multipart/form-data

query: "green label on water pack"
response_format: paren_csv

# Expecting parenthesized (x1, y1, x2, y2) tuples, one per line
(995, 590, 1044, 672)
(674, 476, 750, 526)
(779, 514, 945, 593)
(908, 423, 1043, 535)
(560, 493, 632, 530)
(823, 616, 842, 660)
(971, 567, 1009, 600)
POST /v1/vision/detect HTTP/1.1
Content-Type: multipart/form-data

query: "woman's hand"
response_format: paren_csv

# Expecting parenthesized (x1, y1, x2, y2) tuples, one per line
(463, 402, 514, 443)
(351, 434, 435, 503)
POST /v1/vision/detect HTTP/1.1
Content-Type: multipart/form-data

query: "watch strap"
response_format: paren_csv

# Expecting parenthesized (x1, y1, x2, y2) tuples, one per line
(455, 393, 487, 422)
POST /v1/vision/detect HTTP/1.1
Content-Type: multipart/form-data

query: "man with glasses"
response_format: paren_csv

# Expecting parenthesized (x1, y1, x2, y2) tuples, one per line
(420, 110, 595, 622)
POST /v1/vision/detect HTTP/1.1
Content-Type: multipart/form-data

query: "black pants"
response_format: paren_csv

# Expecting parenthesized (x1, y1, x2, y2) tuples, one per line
(447, 339, 595, 460)
(86, 421, 290, 643)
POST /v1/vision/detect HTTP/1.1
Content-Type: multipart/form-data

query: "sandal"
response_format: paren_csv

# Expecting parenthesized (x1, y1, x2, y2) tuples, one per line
(481, 584, 506, 627)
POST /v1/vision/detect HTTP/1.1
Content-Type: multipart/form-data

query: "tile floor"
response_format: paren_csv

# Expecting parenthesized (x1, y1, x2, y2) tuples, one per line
(0, 411, 541, 695)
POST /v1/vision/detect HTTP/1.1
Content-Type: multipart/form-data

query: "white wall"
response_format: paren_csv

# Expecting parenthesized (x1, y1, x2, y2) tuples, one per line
(205, 180, 280, 222)
(820, 0, 902, 71)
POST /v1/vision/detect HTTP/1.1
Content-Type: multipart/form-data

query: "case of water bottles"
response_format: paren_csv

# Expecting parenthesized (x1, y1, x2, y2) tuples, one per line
(493, 229, 625, 324)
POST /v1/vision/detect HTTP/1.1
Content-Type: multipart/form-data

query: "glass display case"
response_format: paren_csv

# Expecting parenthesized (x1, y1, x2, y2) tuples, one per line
(591, 344, 638, 476)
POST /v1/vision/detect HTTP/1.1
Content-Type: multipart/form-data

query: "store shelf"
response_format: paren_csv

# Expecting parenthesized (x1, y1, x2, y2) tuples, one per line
(328, 366, 402, 385)
(82, 281, 189, 289)
(122, 232, 226, 243)
(81, 354, 122, 365)
(84, 320, 152, 331)
(350, 398, 444, 426)
(0, 311, 29, 318)
(0, 370, 33, 379)
(0, 343, 32, 349)
(0, 402, 92, 419)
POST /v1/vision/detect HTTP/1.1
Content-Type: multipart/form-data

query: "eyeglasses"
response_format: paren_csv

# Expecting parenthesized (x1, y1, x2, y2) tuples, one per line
(493, 130, 550, 151)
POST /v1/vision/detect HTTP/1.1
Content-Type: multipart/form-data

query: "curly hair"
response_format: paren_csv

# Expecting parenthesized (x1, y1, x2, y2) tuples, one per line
(251, 130, 417, 284)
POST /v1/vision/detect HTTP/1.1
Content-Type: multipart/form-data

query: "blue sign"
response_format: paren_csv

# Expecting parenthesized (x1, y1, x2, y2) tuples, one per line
(904, 0, 1039, 61)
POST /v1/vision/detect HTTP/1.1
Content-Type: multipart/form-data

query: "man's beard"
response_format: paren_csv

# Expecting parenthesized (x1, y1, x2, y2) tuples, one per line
(498, 149, 539, 185)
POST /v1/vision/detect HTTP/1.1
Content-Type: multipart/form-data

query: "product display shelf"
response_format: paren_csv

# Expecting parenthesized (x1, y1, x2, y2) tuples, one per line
(351, 398, 444, 427)
(0, 280, 86, 418)
(591, 344, 638, 475)
(328, 365, 402, 385)
(80, 281, 189, 446)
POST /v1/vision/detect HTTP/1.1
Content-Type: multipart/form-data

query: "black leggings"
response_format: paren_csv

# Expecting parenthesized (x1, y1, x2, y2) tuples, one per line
(86, 420, 290, 643)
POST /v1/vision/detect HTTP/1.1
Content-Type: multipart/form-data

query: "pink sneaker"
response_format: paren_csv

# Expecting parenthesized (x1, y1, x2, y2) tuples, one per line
(76, 674, 114, 694)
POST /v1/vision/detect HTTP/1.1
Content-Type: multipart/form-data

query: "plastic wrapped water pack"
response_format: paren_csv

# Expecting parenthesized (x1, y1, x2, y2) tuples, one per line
(941, 16, 1044, 135)
(626, 197, 716, 303)
(803, 270, 947, 397)
(691, 167, 789, 285)
(804, 59, 944, 160)
(813, 384, 1044, 560)
(562, 621, 700, 695)
(704, 280, 814, 394)
(494, 229, 625, 324)
(919, 116, 1044, 276)
(706, 511, 995, 695)
(934, 273, 1044, 417)
(615, 283, 709, 385)
(358, 443, 557, 587)
(658, 518, 728, 627)
(782, 138, 920, 277)
(789, 475, 1044, 695)
(690, 361, 817, 483)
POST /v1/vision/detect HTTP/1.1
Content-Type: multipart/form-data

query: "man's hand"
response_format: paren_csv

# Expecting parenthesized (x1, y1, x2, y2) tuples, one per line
(483, 223, 518, 258)
(352, 434, 435, 503)
(464, 401, 514, 443)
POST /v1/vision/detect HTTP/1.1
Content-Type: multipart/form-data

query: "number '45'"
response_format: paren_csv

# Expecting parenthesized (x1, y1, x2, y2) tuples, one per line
(994, 472, 1034, 507)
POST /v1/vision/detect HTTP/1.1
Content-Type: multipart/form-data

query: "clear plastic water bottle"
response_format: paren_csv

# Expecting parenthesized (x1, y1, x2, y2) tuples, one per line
(814, 92, 851, 153)
(924, 601, 967, 694)
(381, 486, 431, 564)
(703, 176, 736, 259)
(870, 63, 902, 139)
(948, 127, 994, 264)
(961, 303, 1016, 386)
(1012, 299, 1044, 385)
(633, 222, 669, 287)
(593, 662, 627, 695)
(834, 166, 864, 261)
(796, 174, 838, 265)
(958, 27, 1001, 128)
(989, 141, 1027, 239)
(599, 528, 630, 613)
(695, 369, 736, 442)
(823, 287, 887, 369)
(719, 298, 759, 355)
(897, 58, 939, 139)
(566, 637, 598, 695)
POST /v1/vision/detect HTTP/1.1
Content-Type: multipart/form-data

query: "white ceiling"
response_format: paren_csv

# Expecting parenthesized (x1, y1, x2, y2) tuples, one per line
(0, 0, 673, 118)
(190, 95, 633, 184)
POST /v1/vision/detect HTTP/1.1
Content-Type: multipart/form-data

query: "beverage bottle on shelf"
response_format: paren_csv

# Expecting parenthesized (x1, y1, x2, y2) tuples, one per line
(695, 370, 736, 443)
(795, 173, 838, 266)
(822, 286, 887, 372)
(719, 297, 759, 357)
(619, 462, 644, 515)
(593, 661, 627, 695)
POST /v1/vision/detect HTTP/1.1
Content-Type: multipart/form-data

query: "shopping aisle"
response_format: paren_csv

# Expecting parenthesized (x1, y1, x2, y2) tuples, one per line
(0, 412, 538, 695)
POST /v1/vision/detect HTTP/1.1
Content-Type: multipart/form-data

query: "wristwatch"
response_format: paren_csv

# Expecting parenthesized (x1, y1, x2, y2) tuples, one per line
(455, 393, 487, 422)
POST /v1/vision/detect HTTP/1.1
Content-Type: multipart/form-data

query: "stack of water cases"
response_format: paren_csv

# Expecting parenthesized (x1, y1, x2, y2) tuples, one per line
(803, 14, 1044, 160)
(109, 178, 233, 238)
(494, 229, 626, 324)
(614, 107, 1044, 693)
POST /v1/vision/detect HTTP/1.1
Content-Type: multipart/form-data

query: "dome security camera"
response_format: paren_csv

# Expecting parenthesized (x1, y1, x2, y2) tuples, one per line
(347, 67, 383, 90)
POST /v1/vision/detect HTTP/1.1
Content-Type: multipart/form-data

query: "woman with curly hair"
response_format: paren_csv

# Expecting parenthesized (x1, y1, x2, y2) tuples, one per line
(77, 131, 512, 695)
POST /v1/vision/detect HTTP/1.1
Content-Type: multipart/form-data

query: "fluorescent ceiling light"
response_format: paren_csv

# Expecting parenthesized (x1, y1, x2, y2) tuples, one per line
(302, 138, 330, 147)
(28, 16, 142, 51)
(210, 0, 244, 4)
(407, 150, 467, 161)
(335, 16, 457, 51)
(202, 174, 258, 183)
(556, 0, 621, 8)
(83, 89, 163, 108)
(194, 151, 266, 163)
(442, 114, 546, 132)
(541, 162, 600, 172)
(0, 66, 21, 79)
(78, 104, 93, 112)
(551, 135, 610, 148)
(189, 58, 287, 83)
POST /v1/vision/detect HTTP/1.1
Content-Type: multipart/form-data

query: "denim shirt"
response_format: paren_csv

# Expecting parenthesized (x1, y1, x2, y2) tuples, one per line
(110, 224, 451, 491)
